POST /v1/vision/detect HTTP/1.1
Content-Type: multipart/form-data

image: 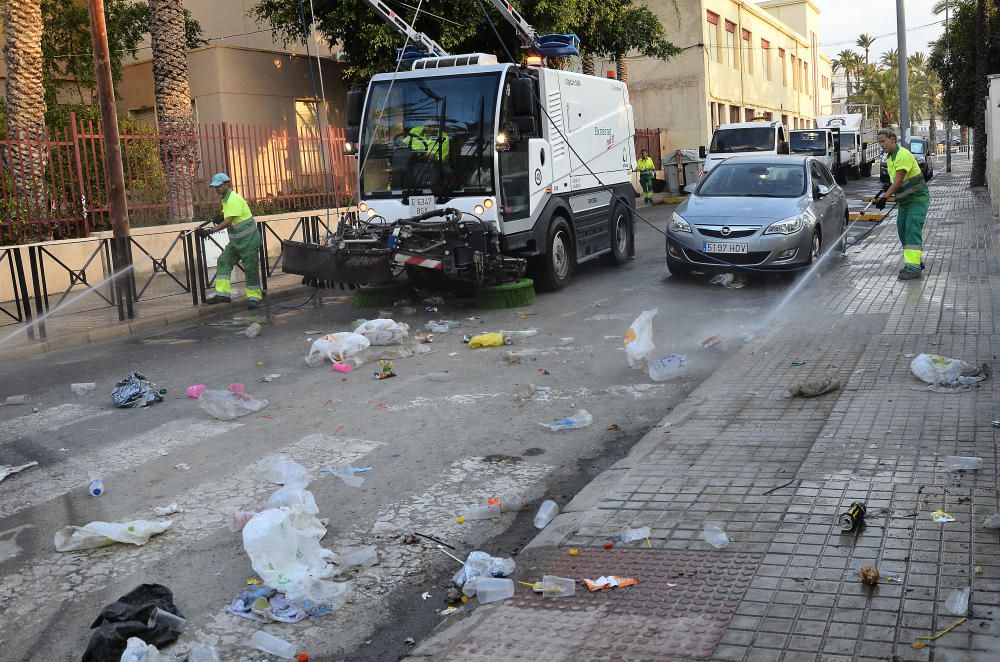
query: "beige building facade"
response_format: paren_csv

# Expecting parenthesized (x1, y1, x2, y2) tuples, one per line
(605, 0, 833, 154)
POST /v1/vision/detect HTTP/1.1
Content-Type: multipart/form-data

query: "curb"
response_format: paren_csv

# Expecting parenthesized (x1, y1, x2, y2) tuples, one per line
(0, 285, 314, 362)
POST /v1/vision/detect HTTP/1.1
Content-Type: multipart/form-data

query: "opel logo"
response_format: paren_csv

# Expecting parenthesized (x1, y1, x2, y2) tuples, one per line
(721, 226, 732, 236)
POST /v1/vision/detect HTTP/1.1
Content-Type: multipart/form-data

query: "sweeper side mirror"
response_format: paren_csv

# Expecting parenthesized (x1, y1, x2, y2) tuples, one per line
(346, 90, 365, 128)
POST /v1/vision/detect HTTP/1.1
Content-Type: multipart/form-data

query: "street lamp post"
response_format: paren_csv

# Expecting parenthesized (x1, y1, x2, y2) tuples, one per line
(896, 0, 910, 141)
(945, 1, 952, 173)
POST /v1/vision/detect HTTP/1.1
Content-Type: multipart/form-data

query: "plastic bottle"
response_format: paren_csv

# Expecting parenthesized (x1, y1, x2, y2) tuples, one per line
(88, 474, 105, 497)
(945, 587, 970, 615)
(501, 351, 522, 365)
(703, 521, 729, 549)
(245, 322, 262, 338)
(463, 504, 503, 520)
(541, 409, 594, 431)
(250, 630, 297, 659)
(946, 456, 983, 470)
(621, 526, 652, 543)
(3, 395, 27, 405)
(475, 577, 515, 604)
(648, 354, 688, 382)
(500, 329, 538, 345)
(188, 643, 221, 662)
(540, 575, 576, 598)
(70, 383, 96, 396)
(534, 500, 559, 529)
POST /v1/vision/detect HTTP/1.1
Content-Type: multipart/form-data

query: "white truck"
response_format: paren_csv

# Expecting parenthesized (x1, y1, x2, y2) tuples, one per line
(814, 112, 879, 179)
(698, 119, 788, 176)
(789, 128, 847, 184)
(282, 0, 637, 291)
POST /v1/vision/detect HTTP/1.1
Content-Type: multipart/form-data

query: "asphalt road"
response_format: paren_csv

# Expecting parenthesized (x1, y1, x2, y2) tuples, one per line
(0, 176, 884, 660)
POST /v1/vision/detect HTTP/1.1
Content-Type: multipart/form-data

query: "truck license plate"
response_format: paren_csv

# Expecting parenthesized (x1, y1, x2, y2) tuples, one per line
(703, 242, 749, 254)
(409, 195, 434, 216)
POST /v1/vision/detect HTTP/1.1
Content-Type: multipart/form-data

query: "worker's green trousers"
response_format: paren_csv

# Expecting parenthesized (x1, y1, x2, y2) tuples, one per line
(896, 189, 930, 273)
(640, 171, 654, 203)
(215, 225, 262, 301)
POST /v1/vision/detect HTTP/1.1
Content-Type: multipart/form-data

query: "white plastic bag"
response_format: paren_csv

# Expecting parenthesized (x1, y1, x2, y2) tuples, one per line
(452, 550, 516, 586)
(648, 353, 687, 381)
(266, 486, 319, 515)
(910, 353, 987, 387)
(353, 319, 410, 345)
(624, 308, 658, 369)
(198, 390, 268, 420)
(55, 519, 173, 552)
(263, 458, 310, 488)
(120, 637, 161, 662)
(308, 333, 371, 362)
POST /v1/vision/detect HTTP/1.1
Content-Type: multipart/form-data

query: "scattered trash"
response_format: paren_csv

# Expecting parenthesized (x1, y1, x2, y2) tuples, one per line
(931, 510, 956, 523)
(946, 456, 983, 470)
(54, 519, 173, 552)
(354, 319, 409, 345)
(839, 502, 867, 531)
(709, 272, 745, 288)
(540, 409, 593, 431)
(910, 353, 988, 388)
(992, 419, 1000, 428)
(308, 333, 371, 363)
(468, 332, 505, 348)
(152, 503, 181, 516)
(603, 541, 614, 549)
(320, 464, 369, 487)
(2, 395, 27, 405)
(582, 576, 639, 591)
(71, 382, 97, 396)
(425, 306, 438, 313)
(425, 296, 445, 305)
(427, 372, 451, 382)
(535, 576, 576, 598)
(452, 551, 516, 588)
(982, 513, 1000, 529)
(568, 548, 579, 556)
(228, 511, 257, 533)
(624, 308, 657, 369)
(703, 521, 729, 549)
(534, 500, 559, 529)
(335, 546, 378, 568)
(859, 566, 880, 586)
(304, 354, 325, 368)
(474, 577, 515, 604)
(260, 373, 282, 383)
(251, 630, 298, 659)
(501, 351, 522, 365)
(607, 423, 619, 431)
(198, 389, 269, 420)
(0, 461, 38, 484)
(120, 637, 162, 662)
(912, 617, 967, 649)
(188, 643, 221, 662)
(244, 322, 262, 338)
(788, 373, 841, 398)
(701, 335, 722, 349)
(945, 587, 970, 616)
(186, 384, 207, 398)
(174, 463, 191, 471)
(439, 606, 460, 616)
(112, 372, 165, 408)
(557, 337, 575, 346)
(500, 329, 538, 345)
(88, 475, 105, 497)
(405, 637, 417, 645)
(227, 382, 247, 395)
(228, 586, 307, 623)
(420, 591, 432, 600)
(426, 320, 460, 334)
(976, 566, 985, 575)
(416, 332, 434, 343)
(791, 361, 806, 367)
(373, 360, 396, 380)
(333, 363, 353, 374)
(148, 606, 186, 633)
(82, 584, 183, 662)
(621, 526, 652, 544)
(648, 353, 688, 382)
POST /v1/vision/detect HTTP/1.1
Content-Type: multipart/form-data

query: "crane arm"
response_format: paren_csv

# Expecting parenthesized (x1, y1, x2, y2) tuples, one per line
(485, 0, 579, 58)
(487, 0, 536, 48)
(360, 0, 448, 58)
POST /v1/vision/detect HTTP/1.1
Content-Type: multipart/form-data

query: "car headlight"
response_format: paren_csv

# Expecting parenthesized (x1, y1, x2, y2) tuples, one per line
(669, 212, 692, 233)
(763, 215, 804, 235)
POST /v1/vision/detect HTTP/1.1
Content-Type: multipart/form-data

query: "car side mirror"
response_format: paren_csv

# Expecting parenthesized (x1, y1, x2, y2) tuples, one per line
(698, 146, 707, 159)
(684, 182, 697, 194)
(815, 184, 830, 199)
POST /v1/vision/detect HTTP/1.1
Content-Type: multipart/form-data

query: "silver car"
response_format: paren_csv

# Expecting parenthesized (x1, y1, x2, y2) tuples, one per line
(666, 156, 849, 275)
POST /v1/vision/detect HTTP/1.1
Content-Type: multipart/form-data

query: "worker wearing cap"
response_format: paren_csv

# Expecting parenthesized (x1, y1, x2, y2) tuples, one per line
(635, 150, 655, 204)
(874, 128, 929, 281)
(199, 173, 263, 308)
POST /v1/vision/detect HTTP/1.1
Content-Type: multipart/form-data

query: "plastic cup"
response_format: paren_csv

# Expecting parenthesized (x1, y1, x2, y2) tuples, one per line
(148, 607, 186, 632)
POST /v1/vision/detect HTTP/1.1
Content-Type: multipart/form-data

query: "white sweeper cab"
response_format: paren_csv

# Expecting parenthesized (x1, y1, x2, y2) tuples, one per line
(698, 118, 788, 176)
(814, 111, 879, 179)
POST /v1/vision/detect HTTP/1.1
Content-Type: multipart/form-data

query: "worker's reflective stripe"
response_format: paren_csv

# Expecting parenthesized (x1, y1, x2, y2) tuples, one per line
(895, 175, 928, 201)
(228, 217, 258, 240)
(215, 278, 232, 294)
(246, 288, 262, 301)
(903, 247, 922, 266)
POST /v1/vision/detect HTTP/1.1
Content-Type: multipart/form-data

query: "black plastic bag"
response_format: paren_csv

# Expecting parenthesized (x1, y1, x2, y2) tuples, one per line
(82, 584, 183, 662)
(111, 372, 164, 408)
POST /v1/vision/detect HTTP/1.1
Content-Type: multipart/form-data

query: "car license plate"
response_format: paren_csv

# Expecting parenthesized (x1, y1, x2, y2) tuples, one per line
(703, 242, 749, 254)
(409, 195, 434, 216)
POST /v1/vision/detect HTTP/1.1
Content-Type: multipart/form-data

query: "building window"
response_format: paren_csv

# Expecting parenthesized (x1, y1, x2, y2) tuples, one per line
(804, 62, 809, 94)
(790, 55, 797, 91)
(760, 39, 771, 80)
(781, 113, 788, 126)
(706, 11, 721, 63)
(295, 99, 323, 174)
(779, 48, 786, 86)
(741, 29, 752, 74)
(745, 108, 755, 122)
(724, 20, 736, 68)
(729, 104, 740, 123)
(763, 111, 773, 121)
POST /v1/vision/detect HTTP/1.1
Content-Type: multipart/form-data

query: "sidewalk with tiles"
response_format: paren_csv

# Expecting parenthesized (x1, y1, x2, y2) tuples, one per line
(410, 160, 1000, 661)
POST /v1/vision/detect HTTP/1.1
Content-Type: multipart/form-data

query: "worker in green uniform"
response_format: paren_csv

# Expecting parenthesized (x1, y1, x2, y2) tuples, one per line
(636, 149, 655, 204)
(199, 173, 263, 308)
(874, 128, 930, 281)
(402, 125, 450, 162)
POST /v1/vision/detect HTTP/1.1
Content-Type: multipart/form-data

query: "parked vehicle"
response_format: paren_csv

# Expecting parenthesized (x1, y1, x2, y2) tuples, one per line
(879, 136, 934, 183)
(666, 156, 849, 276)
(698, 119, 788, 176)
(815, 112, 879, 179)
(789, 129, 845, 184)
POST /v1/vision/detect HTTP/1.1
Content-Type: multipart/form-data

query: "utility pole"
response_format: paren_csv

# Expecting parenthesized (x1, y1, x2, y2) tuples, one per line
(896, 0, 910, 141)
(945, 0, 952, 173)
(87, 0, 133, 320)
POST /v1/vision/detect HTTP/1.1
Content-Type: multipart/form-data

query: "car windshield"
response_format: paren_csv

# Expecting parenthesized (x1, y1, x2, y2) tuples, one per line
(790, 131, 825, 153)
(908, 140, 925, 155)
(709, 127, 774, 153)
(840, 133, 857, 149)
(697, 162, 806, 198)
(359, 73, 500, 199)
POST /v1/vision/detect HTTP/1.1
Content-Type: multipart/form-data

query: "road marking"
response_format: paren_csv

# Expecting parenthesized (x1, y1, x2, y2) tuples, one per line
(389, 383, 671, 410)
(585, 312, 632, 322)
(0, 419, 242, 519)
(0, 404, 113, 446)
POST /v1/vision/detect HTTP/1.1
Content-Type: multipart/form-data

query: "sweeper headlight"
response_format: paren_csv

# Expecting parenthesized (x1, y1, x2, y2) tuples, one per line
(473, 204, 485, 216)
(359, 202, 368, 213)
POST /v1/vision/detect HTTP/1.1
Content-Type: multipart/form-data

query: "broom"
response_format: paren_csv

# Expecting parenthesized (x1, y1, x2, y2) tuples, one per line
(474, 278, 536, 310)
(351, 282, 414, 309)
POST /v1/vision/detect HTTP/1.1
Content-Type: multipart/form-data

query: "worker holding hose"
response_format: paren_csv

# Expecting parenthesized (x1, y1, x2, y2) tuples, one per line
(874, 128, 929, 281)
(636, 149, 656, 204)
(199, 173, 263, 308)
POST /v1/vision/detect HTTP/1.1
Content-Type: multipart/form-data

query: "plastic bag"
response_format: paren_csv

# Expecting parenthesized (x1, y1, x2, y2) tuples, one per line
(468, 332, 505, 348)
(198, 390, 268, 420)
(55, 519, 174, 552)
(353, 319, 410, 345)
(120, 637, 161, 662)
(452, 551, 516, 586)
(648, 354, 687, 382)
(910, 353, 987, 387)
(624, 309, 658, 369)
(308, 333, 371, 363)
(266, 486, 319, 515)
(263, 458, 310, 488)
(112, 372, 164, 408)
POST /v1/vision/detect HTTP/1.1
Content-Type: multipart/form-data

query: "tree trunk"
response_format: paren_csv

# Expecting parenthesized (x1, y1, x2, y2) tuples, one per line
(969, 0, 988, 186)
(615, 55, 628, 85)
(961, 125, 969, 147)
(581, 52, 595, 77)
(2, 0, 49, 227)
(149, 0, 198, 222)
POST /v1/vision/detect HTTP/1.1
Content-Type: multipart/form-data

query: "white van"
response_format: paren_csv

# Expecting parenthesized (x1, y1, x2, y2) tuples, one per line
(698, 119, 787, 176)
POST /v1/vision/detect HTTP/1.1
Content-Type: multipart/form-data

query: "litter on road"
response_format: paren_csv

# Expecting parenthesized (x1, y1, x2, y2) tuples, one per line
(112, 372, 165, 408)
(71, 382, 97, 395)
(82, 584, 182, 662)
(648, 353, 687, 382)
(0, 460, 38, 483)
(839, 501, 867, 531)
(540, 409, 593, 431)
(468, 332, 505, 348)
(152, 503, 182, 516)
(859, 566, 880, 585)
(910, 353, 989, 388)
(788, 374, 840, 397)
(198, 389, 269, 420)
(703, 521, 729, 549)
(624, 309, 657, 369)
(533, 500, 559, 529)
(945, 587, 970, 616)
(931, 510, 956, 523)
(582, 576, 639, 591)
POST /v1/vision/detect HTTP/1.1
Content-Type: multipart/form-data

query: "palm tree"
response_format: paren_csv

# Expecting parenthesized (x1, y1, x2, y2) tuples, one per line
(879, 49, 898, 69)
(834, 49, 862, 97)
(149, 0, 198, 222)
(970, 0, 988, 186)
(2, 0, 48, 219)
(857, 33, 876, 64)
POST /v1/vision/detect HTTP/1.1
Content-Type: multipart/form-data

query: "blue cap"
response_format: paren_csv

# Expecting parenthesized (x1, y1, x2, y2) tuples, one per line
(209, 172, 231, 188)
